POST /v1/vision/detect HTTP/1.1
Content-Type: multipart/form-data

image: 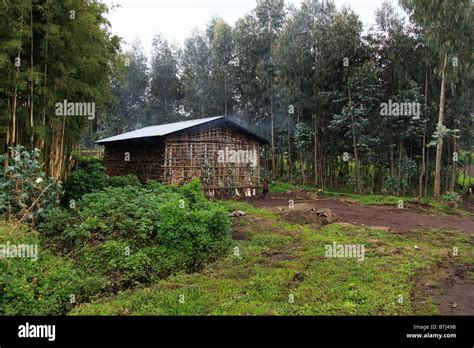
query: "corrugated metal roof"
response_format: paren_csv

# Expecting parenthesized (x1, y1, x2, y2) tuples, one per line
(96, 116, 224, 144)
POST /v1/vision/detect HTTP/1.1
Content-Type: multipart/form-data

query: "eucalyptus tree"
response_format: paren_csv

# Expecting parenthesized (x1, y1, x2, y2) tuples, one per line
(254, 0, 286, 178)
(330, 61, 382, 193)
(233, 14, 262, 123)
(94, 40, 149, 143)
(208, 18, 236, 116)
(148, 34, 181, 124)
(180, 29, 216, 118)
(399, 0, 474, 198)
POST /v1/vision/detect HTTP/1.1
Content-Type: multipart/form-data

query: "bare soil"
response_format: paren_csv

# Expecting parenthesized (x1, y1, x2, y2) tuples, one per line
(433, 264, 474, 315)
(244, 195, 474, 234)
(237, 192, 474, 314)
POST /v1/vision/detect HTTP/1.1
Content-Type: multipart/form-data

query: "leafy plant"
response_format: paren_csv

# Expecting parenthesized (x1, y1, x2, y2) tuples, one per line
(39, 178, 232, 290)
(0, 147, 61, 224)
(62, 156, 141, 202)
(443, 191, 461, 207)
(0, 222, 107, 315)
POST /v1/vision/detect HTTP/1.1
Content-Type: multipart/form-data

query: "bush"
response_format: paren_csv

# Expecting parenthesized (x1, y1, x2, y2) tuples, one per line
(76, 241, 190, 288)
(384, 175, 407, 195)
(62, 158, 107, 203)
(0, 147, 61, 224)
(62, 156, 141, 203)
(39, 178, 232, 290)
(0, 222, 107, 315)
(443, 191, 461, 207)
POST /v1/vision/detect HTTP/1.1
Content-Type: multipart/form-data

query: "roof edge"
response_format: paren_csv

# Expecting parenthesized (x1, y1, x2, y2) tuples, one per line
(96, 116, 269, 145)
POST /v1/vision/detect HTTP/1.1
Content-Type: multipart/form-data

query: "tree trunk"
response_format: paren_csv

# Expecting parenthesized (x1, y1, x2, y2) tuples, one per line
(314, 118, 318, 186)
(300, 149, 305, 185)
(390, 144, 394, 176)
(11, 51, 20, 148)
(348, 88, 361, 193)
(425, 146, 429, 196)
(224, 68, 227, 116)
(269, 21, 276, 180)
(433, 52, 448, 199)
(29, 6, 34, 141)
(381, 165, 385, 192)
(419, 128, 426, 197)
(288, 113, 292, 182)
(397, 138, 403, 195)
(371, 165, 375, 194)
(449, 136, 457, 192)
(270, 93, 276, 179)
(444, 141, 450, 193)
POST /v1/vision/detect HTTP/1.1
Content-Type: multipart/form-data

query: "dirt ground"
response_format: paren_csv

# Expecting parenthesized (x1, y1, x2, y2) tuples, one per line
(432, 264, 474, 315)
(244, 196, 474, 234)
(240, 192, 474, 315)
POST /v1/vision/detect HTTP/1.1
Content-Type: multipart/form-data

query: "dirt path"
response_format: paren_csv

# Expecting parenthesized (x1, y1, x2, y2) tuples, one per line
(433, 265, 474, 315)
(244, 197, 474, 234)
(242, 194, 474, 314)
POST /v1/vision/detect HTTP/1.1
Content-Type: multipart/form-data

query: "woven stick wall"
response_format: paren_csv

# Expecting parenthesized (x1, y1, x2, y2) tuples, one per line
(163, 126, 261, 197)
(103, 138, 165, 182)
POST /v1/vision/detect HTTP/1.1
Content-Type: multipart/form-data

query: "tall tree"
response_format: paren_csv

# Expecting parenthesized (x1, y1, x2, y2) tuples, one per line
(399, 0, 473, 198)
(148, 35, 181, 124)
(255, 0, 286, 179)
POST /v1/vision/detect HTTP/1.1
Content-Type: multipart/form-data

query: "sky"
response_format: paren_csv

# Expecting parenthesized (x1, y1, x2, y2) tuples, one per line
(103, 0, 398, 58)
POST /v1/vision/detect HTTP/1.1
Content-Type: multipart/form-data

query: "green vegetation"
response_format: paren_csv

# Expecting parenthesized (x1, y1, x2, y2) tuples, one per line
(70, 201, 473, 315)
(270, 180, 472, 216)
(325, 191, 472, 217)
(1, 0, 473, 318)
(1, 178, 232, 315)
(2, 172, 472, 315)
(0, 221, 107, 315)
(0, 147, 62, 224)
(42, 179, 231, 290)
(62, 157, 141, 202)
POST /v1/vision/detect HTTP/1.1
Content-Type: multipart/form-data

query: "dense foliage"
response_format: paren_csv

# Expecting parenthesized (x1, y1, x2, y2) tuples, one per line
(0, 0, 121, 179)
(62, 157, 141, 202)
(1, 178, 232, 314)
(40, 179, 232, 292)
(92, 0, 473, 198)
(0, 222, 107, 315)
(0, 147, 61, 223)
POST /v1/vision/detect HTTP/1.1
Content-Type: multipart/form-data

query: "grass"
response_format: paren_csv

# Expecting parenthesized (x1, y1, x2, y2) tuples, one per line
(270, 180, 472, 216)
(70, 201, 473, 316)
(325, 191, 472, 217)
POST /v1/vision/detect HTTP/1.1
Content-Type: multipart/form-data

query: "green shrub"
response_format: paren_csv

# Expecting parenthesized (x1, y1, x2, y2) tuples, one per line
(76, 241, 191, 287)
(0, 147, 61, 224)
(384, 175, 407, 194)
(0, 222, 107, 315)
(38, 208, 77, 239)
(62, 156, 141, 202)
(443, 191, 461, 207)
(39, 178, 232, 290)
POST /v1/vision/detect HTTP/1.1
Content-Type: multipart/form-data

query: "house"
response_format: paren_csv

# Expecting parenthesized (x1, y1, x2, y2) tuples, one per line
(96, 116, 268, 197)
